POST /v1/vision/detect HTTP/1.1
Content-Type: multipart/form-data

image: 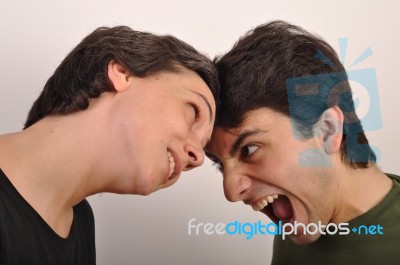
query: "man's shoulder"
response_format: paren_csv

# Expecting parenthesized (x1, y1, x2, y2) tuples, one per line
(386, 173, 400, 182)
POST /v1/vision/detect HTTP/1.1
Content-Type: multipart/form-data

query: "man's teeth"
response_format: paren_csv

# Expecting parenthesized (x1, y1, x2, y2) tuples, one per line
(251, 194, 279, 211)
(167, 152, 175, 178)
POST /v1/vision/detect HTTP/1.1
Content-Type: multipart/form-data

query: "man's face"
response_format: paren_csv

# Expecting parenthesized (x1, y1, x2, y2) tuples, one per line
(206, 108, 339, 244)
(104, 67, 216, 195)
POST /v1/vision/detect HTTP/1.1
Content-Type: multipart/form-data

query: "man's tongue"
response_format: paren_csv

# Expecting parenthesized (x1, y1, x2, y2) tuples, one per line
(272, 195, 293, 222)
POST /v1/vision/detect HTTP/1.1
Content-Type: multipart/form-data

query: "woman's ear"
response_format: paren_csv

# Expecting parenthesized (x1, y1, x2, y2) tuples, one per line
(107, 60, 131, 92)
(320, 106, 344, 154)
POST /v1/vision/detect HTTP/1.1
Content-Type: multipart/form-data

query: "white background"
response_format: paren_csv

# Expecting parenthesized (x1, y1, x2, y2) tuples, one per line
(0, 0, 399, 264)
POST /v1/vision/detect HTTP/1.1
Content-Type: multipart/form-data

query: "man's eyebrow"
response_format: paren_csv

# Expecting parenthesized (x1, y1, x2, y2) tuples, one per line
(188, 90, 213, 124)
(230, 129, 267, 157)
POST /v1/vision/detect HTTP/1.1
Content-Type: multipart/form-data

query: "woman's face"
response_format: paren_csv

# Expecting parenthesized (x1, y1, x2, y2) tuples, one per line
(103, 66, 216, 195)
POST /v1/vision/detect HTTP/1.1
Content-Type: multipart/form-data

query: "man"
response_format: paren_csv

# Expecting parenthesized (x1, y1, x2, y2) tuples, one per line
(0, 26, 219, 264)
(206, 21, 399, 264)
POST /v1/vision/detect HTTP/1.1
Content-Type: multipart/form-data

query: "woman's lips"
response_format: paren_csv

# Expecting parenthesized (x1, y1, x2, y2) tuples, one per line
(165, 149, 182, 184)
(167, 151, 175, 179)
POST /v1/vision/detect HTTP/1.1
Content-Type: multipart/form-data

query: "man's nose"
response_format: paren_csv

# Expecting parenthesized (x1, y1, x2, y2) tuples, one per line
(223, 167, 251, 202)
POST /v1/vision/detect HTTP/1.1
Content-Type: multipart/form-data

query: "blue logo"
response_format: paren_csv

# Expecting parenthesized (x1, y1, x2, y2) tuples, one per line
(286, 39, 382, 166)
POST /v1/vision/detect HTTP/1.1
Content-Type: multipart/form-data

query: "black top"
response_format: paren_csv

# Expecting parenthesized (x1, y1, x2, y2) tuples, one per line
(0, 169, 96, 265)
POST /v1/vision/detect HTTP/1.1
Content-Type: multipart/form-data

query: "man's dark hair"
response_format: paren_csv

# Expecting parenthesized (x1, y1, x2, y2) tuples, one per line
(24, 26, 219, 128)
(214, 20, 375, 168)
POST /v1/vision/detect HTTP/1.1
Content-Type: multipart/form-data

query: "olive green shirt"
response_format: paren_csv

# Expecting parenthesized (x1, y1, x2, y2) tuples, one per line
(271, 174, 400, 265)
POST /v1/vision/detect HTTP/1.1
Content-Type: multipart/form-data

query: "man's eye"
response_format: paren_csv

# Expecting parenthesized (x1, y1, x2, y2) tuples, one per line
(242, 144, 259, 157)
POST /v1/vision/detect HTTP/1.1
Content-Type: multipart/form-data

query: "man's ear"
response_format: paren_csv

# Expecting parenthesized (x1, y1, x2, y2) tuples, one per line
(320, 106, 344, 155)
(107, 60, 132, 92)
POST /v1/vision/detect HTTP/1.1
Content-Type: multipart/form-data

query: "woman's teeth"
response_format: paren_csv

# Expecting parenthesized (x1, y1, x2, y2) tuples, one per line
(251, 194, 279, 211)
(167, 152, 175, 178)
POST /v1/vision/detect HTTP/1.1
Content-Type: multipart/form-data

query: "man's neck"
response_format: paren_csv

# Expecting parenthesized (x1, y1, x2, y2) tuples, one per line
(330, 164, 393, 223)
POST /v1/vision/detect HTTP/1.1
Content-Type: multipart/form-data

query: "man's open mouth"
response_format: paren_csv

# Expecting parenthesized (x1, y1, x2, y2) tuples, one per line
(252, 194, 294, 224)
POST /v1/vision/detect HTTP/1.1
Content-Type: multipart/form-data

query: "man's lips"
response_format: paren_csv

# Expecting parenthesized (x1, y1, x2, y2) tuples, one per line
(251, 194, 279, 211)
(251, 194, 294, 224)
(272, 195, 294, 221)
(261, 204, 279, 224)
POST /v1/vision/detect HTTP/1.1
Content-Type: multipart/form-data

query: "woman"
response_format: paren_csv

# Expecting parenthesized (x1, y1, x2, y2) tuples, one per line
(0, 26, 219, 265)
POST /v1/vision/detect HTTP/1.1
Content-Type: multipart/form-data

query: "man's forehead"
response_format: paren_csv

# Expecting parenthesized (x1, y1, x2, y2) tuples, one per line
(210, 127, 238, 143)
(207, 126, 253, 151)
(206, 127, 235, 154)
(210, 109, 272, 137)
(213, 124, 248, 142)
(215, 107, 288, 134)
(207, 108, 285, 155)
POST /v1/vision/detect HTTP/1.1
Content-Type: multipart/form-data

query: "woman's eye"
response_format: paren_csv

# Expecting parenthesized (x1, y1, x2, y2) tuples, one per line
(242, 144, 259, 157)
(191, 103, 200, 120)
